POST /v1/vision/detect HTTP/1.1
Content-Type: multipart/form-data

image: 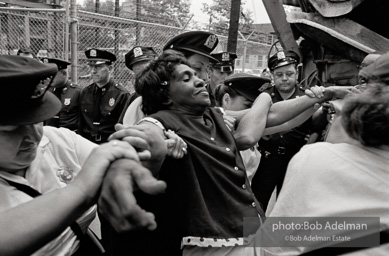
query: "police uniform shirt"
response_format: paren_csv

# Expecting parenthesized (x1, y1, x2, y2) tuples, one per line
(79, 78, 131, 143)
(46, 81, 81, 131)
(259, 85, 312, 154)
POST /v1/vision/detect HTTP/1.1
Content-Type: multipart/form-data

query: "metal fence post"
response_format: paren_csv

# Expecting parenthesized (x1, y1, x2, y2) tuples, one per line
(70, 0, 78, 84)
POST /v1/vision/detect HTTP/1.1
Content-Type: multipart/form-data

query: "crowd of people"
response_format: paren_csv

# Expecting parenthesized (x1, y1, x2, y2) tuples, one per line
(0, 30, 388, 256)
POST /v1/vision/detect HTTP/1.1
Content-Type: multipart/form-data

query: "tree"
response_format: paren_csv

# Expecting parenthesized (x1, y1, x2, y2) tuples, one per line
(202, 0, 254, 36)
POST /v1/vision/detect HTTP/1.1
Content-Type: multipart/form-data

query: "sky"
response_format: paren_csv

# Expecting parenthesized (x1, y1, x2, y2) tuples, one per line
(77, 0, 271, 24)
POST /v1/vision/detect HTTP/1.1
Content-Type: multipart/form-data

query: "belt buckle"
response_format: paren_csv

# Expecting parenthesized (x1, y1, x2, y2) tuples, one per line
(277, 146, 285, 155)
(262, 150, 271, 158)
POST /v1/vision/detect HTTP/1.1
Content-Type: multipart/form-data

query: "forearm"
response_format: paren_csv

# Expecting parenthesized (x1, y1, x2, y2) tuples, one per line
(225, 109, 249, 123)
(266, 95, 322, 127)
(263, 108, 316, 135)
(235, 93, 272, 150)
(0, 185, 91, 256)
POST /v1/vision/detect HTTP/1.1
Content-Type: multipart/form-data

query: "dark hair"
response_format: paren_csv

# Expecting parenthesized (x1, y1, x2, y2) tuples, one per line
(135, 50, 189, 115)
(214, 83, 239, 107)
(341, 83, 389, 147)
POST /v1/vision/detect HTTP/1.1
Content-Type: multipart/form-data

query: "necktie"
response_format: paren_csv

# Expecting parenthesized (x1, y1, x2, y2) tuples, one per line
(92, 86, 102, 141)
(53, 87, 63, 100)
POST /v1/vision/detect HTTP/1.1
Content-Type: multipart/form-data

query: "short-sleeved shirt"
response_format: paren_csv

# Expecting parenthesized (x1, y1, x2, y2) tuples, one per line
(0, 127, 97, 256)
(46, 81, 81, 131)
(79, 78, 131, 143)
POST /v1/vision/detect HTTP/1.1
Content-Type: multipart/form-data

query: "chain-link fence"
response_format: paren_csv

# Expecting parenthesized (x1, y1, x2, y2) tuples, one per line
(0, 8, 66, 57)
(1, 6, 274, 91)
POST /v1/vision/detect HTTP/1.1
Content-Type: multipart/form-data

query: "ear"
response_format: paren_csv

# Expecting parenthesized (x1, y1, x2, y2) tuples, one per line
(222, 93, 231, 109)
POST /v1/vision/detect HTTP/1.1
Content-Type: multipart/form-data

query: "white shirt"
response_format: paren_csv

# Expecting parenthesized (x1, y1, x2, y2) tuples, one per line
(0, 127, 97, 256)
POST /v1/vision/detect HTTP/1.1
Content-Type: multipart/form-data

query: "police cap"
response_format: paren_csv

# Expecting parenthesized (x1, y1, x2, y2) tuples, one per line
(163, 31, 219, 62)
(0, 55, 61, 125)
(224, 73, 271, 102)
(210, 52, 238, 73)
(268, 50, 300, 71)
(85, 48, 116, 66)
(41, 57, 71, 70)
(125, 46, 158, 70)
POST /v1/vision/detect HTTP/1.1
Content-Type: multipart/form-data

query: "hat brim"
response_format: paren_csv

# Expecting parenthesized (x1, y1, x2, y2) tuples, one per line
(87, 60, 111, 66)
(126, 56, 156, 70)
(4, 92, 62, 125)
(174, 46, 219, 62)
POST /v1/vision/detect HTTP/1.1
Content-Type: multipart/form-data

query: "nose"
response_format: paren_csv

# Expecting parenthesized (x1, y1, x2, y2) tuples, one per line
(194, 76, 206, 88)
(282, 73, 288, 80)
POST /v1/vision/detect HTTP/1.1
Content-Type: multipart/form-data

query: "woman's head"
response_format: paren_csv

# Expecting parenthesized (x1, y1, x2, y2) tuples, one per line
(136, 50, 209, 115)
(341, 83, 389, 147)
(215, 84, 252, 111)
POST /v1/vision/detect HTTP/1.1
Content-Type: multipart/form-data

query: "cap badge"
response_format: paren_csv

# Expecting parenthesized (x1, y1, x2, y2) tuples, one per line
(109, 98, 115, 107)
(222, 53, 230, 61)
(56, 166, 74, 184)
(277, 51, 286, 60)
(31, 78, 50, 99)
(43, 58, 48, 63)
(90, 49, 97, 57)
(133, 47, 143, 58)
(64, 98, 71, 106)
(204, 35, 217, 49)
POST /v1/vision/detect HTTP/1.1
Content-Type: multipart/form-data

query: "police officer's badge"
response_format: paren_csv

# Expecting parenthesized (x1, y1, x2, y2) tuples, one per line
(134, 47, 143, 57)
(204, 35, 217, 49)
(277, 51, 286, 60)
(56, 166, 74, 184)
(222, 53, 230, 62)
(109, 98, 115, 107)
(90, 49, 97, 57)
(64, 98, 71, 105)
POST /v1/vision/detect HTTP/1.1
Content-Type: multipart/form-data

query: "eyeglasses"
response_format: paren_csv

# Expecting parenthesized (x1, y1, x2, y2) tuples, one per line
(273, 71, 296, 79)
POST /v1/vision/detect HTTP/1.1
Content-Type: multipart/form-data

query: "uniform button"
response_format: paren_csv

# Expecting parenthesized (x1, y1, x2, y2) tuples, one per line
(251, 202, 256, 208)
(102, 88, 106, 92)
(226, 147, 230, 152)
(210, 137, 215, 141)
(234, 167, 239, 171)
(280, 135, 283, 138)
(242, 184, 247, 189)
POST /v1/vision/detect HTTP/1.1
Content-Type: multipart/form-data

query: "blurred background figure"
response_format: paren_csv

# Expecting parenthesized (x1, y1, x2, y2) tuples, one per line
(209, 51, 237, 97)
(17, 48, 35, 59)
(125, 46, 158, 75)
(42, 57, 81, 132)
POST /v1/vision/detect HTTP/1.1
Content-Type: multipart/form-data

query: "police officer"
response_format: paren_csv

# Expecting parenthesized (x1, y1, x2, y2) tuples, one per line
(209, 51, 237, 98)
(251, 50, 314, 212)
(125, 46, 158, 75)
(79, 48, 131, 144)
(17, 48, 35, 59)
(42, 58, 81, 131)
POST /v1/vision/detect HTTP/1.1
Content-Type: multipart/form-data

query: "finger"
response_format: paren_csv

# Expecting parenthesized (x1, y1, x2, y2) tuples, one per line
(131, 165, 167, 195)
(137, 150, 151, 161)
(115, 123, 126, 131)
(109, 127, 147, 141)
(305, 89, 315, 98)
(121, 136, 150, 152)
